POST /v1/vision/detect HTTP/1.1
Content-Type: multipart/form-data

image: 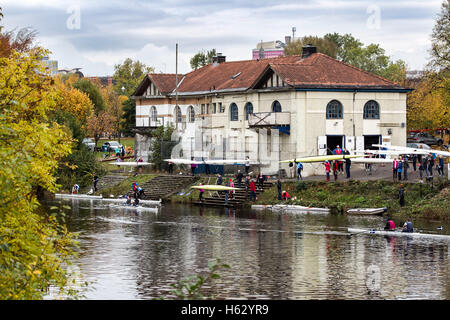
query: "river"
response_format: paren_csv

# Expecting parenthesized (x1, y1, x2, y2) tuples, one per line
(46, 199, 450, 300)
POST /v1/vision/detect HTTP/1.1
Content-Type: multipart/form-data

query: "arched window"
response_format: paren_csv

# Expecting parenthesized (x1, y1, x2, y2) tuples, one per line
(326, 100, 343, 119)
(364, 100, 380, 119)
(188, 105, 195, 123)
(244, 102, 253, 120)
(151, 106, 157, 122)
(175, 106, 182, 123)
(272, 100, 282, 112)
(230, 103, 239, 121)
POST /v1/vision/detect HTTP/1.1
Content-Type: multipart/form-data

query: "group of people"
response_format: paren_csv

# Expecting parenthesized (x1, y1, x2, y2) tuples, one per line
(393, 152, 446, 182)
(384, 217, 414, 233)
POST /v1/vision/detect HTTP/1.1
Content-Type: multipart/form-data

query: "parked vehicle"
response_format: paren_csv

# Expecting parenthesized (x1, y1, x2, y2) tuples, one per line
(407, 132, 443, 146)
(82, 138, 95, 151)
(102, 141, 123, 153)
(406, 142, 432, 150)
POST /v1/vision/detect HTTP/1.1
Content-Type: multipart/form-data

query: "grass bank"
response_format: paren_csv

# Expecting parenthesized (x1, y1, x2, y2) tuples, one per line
(255, 178, 450, 221)
(170, 176, 217, 204)
(99, 174, 156, 197)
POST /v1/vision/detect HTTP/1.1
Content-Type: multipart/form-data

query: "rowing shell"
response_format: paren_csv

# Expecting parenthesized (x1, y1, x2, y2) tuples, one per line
(164, 159, 258, 165)
(348, 228, 450, 240)
(101, 198, 162, 206)
(280, 154, 362, 164)
(55, 193, 102, 199)
(352, 158, 396, 164)
(191, 185, 240, 191)
(373, 144, 450, 157)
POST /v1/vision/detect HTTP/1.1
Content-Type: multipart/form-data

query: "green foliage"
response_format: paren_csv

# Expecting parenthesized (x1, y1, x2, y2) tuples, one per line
(295, 181, 307, 192)
(73, 78, 105, 115)
(113, 58, 154, 97)
(121, 98, 136, 137)
(284, 36, 338, 58)
(190, 49, 216, 70)
(166, 258, 230, 300)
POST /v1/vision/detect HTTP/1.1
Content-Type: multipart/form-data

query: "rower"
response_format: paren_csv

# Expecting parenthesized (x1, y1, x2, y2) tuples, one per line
(384, 217, 396, 231)
(402, 218, 414, 233)
(133, 197, 140, 207)
(72, 184, 79, 194)
(125, 194, 132, 205)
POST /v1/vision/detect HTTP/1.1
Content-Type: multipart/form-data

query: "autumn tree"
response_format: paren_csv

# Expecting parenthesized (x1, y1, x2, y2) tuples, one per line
(0, 46, 79, 299)
(100, 85, 127, 143)
(190, 49, 216, 70)
(73, 78, 105, 115)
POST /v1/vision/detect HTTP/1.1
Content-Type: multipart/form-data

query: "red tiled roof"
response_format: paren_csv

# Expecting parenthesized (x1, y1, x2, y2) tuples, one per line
(133, 53, 407, 96)
(269, 53, 403, 89)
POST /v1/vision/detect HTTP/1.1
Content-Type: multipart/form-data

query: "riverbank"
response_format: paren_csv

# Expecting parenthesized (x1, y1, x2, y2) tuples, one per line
(254, 178, 450, 221)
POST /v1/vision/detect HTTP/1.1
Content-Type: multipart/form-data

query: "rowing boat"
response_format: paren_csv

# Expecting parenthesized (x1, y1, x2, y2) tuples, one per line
(107, 162, 153, 166)
(108, 204, 159, 212)
(251, 204, 330, 213)
(280, 154, 362, 164)
(191, 185, 240, 191)
(55, 193, 102, 199)
(347, 207, 387, 215)
(348, 228, 450, 240)
(101, 198, 162, 206)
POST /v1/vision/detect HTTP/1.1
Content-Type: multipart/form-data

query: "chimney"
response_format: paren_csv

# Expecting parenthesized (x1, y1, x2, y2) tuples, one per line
(213, 53, 226, 65)
(285, 36, 291, 44)
(302, 44, 317, 58)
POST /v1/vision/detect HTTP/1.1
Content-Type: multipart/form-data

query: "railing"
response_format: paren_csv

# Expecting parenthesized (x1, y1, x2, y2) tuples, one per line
(248, 112, 291, 127)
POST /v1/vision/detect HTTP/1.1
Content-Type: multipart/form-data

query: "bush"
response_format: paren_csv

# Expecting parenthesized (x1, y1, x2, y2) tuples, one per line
(295, 181, 307, 192)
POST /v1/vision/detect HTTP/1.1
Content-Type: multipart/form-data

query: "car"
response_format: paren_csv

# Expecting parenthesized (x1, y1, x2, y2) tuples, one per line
(102, 141, 123, 153)
(407, 132, 443, 146)
(82, 138, 96, 151)
(406, 142, 432, 150)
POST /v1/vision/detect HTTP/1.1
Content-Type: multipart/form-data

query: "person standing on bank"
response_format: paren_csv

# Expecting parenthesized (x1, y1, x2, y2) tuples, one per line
(289, 161, 295, 179)
(277, 179, 282, 200)
(245, 156, 250, 175)
(168, 161, 174, 175)
(324, 160, 331, 181)
(392, 158, 399, 181)
(403, 157, 409, 181)
(333, 145, 344, 174)
(236, 170, 244, 188)
(399, 184, 405, 207)
(93, 172, 99, 192)
(332, 160, 338, 181)
(249, 179, 256, 202)
(437, 156, 444, 176)
(344, 148, 351, 179)
(397, 159, 403, 181)
(297, 162, 303, 181)
(191, 157, 197, 176)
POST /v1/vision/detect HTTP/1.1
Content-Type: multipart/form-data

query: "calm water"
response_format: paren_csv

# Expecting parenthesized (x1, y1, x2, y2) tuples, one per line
(47, 199, 450, 300)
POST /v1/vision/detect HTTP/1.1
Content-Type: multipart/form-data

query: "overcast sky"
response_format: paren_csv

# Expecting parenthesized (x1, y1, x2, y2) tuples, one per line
(1, 0, 443, 76)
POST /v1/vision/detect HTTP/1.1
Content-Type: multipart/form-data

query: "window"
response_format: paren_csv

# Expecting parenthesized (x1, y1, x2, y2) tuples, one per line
(175, 106, 182, 123)
(244, 102, 253, 120)
(219, 102, 225, 113)
(272, 100, 282, 112)
(230, 103, 239, 121)
(364, 100, 380, 119)
(151, 106, 157, 122)
(326, 100, 343, 119)
(188, 106, 195, 123)
(213, 103, 217, 114)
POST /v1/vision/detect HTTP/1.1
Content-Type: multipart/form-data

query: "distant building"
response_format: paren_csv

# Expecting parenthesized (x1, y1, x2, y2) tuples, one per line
(252, 35, 300, 60)
(87, 76, 115, 87)
(57, 68, 84, 78)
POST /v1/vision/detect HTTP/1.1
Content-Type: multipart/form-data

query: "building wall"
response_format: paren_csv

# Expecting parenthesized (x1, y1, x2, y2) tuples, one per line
(135, 89, 407, 176)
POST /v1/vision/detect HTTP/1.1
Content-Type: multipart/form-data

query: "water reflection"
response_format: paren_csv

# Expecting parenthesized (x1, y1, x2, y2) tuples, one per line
(48, 199, 450, 300)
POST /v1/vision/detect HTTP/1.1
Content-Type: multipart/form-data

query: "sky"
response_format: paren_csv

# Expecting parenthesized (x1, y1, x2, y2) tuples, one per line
(0, 0, 444, 76)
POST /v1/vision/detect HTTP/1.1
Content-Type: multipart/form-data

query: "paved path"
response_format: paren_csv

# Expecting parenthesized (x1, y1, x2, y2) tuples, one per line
(282, 163, 448, 183)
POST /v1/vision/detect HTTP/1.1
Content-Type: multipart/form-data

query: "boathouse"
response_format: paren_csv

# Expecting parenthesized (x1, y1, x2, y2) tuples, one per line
(131, 45, 411, 175)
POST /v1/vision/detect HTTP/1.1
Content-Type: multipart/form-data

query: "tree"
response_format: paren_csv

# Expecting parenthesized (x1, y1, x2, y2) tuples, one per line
(100, 85, 127, 143)
(323, 33, 407, 83)
(284, 36, 337, 58)
(87, 111, 114, 148)
(113, 58, 153, 137)
(0, 27, 37, 57)
(113, 58, 154, 97)
(0, 47, 79, 299)
(150, 125, 176, 170)
(73, 78, 105, 115)
(429, 0, 450, 71)
(190, 49, 216, 70)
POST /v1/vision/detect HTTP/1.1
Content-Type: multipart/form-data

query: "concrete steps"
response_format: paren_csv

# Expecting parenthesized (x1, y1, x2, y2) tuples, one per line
(138, 175, 199, 200)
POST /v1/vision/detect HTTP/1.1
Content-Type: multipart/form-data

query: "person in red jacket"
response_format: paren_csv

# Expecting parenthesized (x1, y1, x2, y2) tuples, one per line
(282, 190, 291, 200)
(384, 218, 396, 231)
(323, 161, 331, 181)
(249, 179, 256, 202)
(332, 160, 339, 181)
